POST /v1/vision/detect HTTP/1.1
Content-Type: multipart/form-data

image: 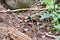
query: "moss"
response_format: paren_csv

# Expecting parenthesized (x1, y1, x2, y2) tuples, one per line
(17, 3, 30, 9)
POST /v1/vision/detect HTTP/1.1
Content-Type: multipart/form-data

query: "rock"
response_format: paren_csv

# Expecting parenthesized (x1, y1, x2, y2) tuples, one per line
(20, 20, 22, 23)
(33, 37, 37, 40)
(37, 22, 40, 25)
(24, 28, 28, 32)
(42, 35, 46, 38)
(25, 16, 29, 19)
(17, 15, 21, 19)
(24, 20, 28, 23)
(55, 31, 59, 35)
(16, 25, 20, 27)
(1, 0, 34, 9)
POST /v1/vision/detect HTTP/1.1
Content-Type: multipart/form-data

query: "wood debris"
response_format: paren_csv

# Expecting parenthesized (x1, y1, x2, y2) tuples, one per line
(0, 27, 33, 40)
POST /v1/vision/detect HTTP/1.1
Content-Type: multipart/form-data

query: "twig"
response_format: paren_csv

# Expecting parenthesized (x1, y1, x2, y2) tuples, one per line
(44, 32, 56, 38)
(0, 8, 45, 13)
(41, 32, 56, 38)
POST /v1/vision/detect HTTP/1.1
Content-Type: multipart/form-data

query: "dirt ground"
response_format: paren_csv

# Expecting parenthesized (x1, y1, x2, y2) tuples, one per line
(0, 3, 56, 40)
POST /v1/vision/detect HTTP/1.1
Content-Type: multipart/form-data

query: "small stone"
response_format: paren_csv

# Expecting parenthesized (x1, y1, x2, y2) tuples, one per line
(33, 37, 37, 40)
(9, 21, 12, 24)
(16, 25, 20, 27)
(17, 15, 21, 19)
(56, 31, 59, 35)
(17, 15, 20, 17)
(24, 20, 28, 23)
(48, 32, 53, 35)
(25, 16, 29, 19)
(48, 32, 51, 34)
(29, 22, 32, 24)
(20, 20, 22, 23)
(47, 27, 50, 30)
(37, 22, 40, 25)
(40, 26, 44, 28)
(27, 22, 32, 27)
(42, 35, 46, 38)
(24, 28, 28, 32)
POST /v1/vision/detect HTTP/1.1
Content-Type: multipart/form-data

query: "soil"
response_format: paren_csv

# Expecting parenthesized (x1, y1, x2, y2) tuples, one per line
(0, 1, 57, 40)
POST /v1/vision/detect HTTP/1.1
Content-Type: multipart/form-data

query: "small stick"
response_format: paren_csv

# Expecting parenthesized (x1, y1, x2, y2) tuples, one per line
(44, 32, 56, 38)
(20, 15, 25, 29)
(40, 32, 56, 38)
(0, 8, 45, 13)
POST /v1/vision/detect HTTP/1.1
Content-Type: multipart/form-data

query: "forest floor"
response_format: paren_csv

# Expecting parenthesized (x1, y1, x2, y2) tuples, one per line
(0, 1, 59, 40)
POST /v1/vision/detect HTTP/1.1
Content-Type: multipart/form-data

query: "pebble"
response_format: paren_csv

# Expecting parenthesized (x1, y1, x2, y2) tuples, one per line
(48, 32, 53, 35)
(16, 25, 20, 27)
(24, 28, 28, 32)
(25, 16, 29, 19)
(24, 20, 28, 23)
(28, 22, 32, 25)
(33, 37, 37, 40)
(9, 21, 12, 24)
(42, 35, 46, 38)
(17, 15, 21, 19)
(37, 22, 40, 25)
(55, 31, 59, 35)
(20, 20, 22, 23)
(47, 27, 50, 30)
(40, 26, 44, 28)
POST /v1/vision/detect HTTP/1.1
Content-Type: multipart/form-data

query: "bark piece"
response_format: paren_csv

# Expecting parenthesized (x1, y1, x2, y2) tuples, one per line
(0, 27, 33, 40)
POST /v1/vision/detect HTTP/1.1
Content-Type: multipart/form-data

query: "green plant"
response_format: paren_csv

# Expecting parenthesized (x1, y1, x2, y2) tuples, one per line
(41, 0, 60, 30)
(29, 0, 60, 30)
